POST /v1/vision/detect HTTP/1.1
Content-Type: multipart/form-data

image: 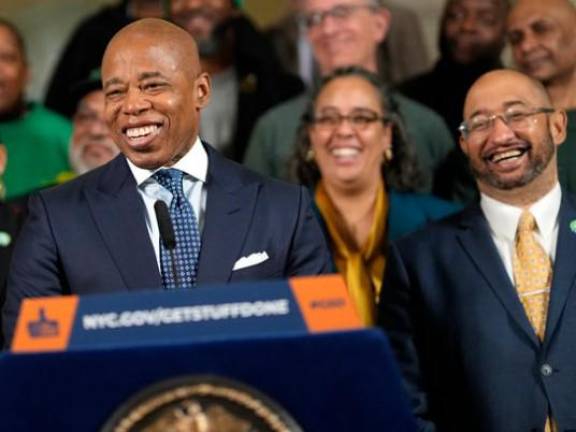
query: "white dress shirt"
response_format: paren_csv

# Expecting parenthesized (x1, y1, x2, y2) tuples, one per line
(480, 183, 561, 284)
(126, 137, 208, 270)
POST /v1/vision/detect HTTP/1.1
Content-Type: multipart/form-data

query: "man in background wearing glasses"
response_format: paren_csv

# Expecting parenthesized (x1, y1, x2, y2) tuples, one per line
(378, 69, 576, 431)
(243, 0, 454, 195)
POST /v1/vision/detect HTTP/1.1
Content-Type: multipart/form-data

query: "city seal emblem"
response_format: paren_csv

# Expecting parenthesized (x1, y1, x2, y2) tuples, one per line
(101, 375, 303, 432)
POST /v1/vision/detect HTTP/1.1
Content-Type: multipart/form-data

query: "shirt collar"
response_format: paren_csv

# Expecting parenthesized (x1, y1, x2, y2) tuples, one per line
(126, 137, 208, 186)
(480, 182, 562, 241)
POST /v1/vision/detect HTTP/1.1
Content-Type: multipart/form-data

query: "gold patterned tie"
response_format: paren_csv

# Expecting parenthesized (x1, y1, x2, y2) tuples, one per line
(512, 211, 555, 432)
(512, 211, 552, 340)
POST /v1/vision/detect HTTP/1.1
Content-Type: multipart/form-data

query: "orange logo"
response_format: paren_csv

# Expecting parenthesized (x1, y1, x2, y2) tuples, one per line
(290, 274, 363, 332)
(11, 296, 79, 353)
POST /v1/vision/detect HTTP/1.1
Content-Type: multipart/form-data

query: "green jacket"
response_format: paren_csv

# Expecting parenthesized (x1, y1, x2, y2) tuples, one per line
(0, 103, 71, 199)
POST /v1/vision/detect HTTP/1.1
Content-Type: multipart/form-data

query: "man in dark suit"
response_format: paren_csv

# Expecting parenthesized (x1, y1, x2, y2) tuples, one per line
(3, 18, 331, 344)
(378, 69, 576, 431)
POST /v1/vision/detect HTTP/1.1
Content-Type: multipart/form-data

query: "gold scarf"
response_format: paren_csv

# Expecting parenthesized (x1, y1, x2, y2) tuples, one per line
(315, 181, 388, 325)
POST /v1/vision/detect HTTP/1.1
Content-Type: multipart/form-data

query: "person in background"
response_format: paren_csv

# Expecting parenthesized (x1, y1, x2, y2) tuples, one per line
(244, 0, 455, 196)
(0, 18, 71, 200)
(379, 69, 575, 431)
(507, 0, 576, 195)
(44, 0, 165, 118)
(399, 0, 509, 203)
(266, 0, 429, 87)
(294, 66, 459, 325)
(377, 0, 430, 85)
(169, 0, 304, 162)
(264, 0, 316, 87)
(66, 70, 120, 178)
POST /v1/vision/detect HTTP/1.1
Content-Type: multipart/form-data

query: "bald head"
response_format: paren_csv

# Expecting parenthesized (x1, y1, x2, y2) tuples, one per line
(100, 18, 211, 170)
(464, 69, 551, 119)
(509, 0, 576, 21)
(103, 18, 201, 83)
(508, 0, 576, 85)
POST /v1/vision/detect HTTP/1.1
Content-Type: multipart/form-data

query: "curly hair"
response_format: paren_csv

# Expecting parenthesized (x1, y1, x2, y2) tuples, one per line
(292, 66, 424, 192)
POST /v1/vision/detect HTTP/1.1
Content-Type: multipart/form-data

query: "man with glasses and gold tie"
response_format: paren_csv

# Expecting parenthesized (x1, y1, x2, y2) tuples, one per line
(378, 69, 576, 431)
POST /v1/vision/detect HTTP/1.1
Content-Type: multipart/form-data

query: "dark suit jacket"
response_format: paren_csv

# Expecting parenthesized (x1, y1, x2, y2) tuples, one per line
(0, 200, 26, 347)
(378, 195, 576, 432)
(3, 144, 331, 343)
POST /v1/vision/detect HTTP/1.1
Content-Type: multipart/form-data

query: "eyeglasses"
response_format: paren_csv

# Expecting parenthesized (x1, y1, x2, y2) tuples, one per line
(308, 110, 389, 131)
(300, 3, 376, 29)
(459, 107, 555, 140)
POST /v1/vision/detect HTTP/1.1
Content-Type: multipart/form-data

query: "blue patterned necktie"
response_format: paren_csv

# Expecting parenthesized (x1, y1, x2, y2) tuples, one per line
(153, 168, 201, 289)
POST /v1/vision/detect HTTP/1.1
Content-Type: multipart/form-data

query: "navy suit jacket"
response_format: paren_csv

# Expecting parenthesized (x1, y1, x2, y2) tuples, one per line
(3, 144, 331, 343)
(378, 194, 576, 432)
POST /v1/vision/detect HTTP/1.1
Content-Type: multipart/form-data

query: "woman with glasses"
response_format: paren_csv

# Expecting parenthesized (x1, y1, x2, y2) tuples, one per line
(293, 66, 459, 325)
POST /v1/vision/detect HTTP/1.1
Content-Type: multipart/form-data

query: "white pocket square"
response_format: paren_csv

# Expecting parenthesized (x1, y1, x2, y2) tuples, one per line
(232, 251, 269, 271)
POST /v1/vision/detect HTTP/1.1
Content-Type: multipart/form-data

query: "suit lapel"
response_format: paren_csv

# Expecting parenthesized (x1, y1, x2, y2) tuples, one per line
(457, 205, 540, 347)
(86, 156, 162, 291)
(196, 146, 260, 284)
(545, 194, 576, 343)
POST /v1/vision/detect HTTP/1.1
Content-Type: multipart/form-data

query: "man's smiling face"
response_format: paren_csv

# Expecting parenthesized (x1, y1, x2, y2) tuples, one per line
(460, 70, 565, 197)
(102, 29, 210, 170)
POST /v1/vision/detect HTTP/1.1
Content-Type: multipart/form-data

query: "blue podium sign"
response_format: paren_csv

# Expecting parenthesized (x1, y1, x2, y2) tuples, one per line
(12, 275, 362, 353)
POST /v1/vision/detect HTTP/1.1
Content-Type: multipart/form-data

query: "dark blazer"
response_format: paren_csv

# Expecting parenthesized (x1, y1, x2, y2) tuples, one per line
(0, 202, 25, 289)
(3, 144, 331, 343)
(378, 195, 576, 432)
(0, 200, 26, 348)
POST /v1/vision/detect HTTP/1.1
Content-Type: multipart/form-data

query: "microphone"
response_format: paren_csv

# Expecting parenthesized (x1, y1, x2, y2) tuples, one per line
(154, 200, 179, 287)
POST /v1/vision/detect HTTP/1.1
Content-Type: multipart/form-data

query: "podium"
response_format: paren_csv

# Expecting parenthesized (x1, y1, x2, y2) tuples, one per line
(0, 276, 416, 431)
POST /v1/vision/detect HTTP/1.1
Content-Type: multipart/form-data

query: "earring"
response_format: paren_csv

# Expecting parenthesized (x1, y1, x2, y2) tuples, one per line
(306, 148, 315, 162)
(384, 147, 393, 162)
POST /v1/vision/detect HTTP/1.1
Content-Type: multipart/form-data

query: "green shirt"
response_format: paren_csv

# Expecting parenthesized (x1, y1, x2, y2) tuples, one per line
(0, 103, 72, 199)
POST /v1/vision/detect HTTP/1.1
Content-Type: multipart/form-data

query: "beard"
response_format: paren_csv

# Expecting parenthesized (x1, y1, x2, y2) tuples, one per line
(173, 11, 233, 59)
(469, 133, 556, 191)
(196, 34, 223, 58)
(439, 31, 504, 67)
(69, 136, 119, 175)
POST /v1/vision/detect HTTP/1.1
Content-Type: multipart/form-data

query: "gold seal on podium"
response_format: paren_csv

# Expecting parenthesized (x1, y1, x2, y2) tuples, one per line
(101, 375, 303, 432)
